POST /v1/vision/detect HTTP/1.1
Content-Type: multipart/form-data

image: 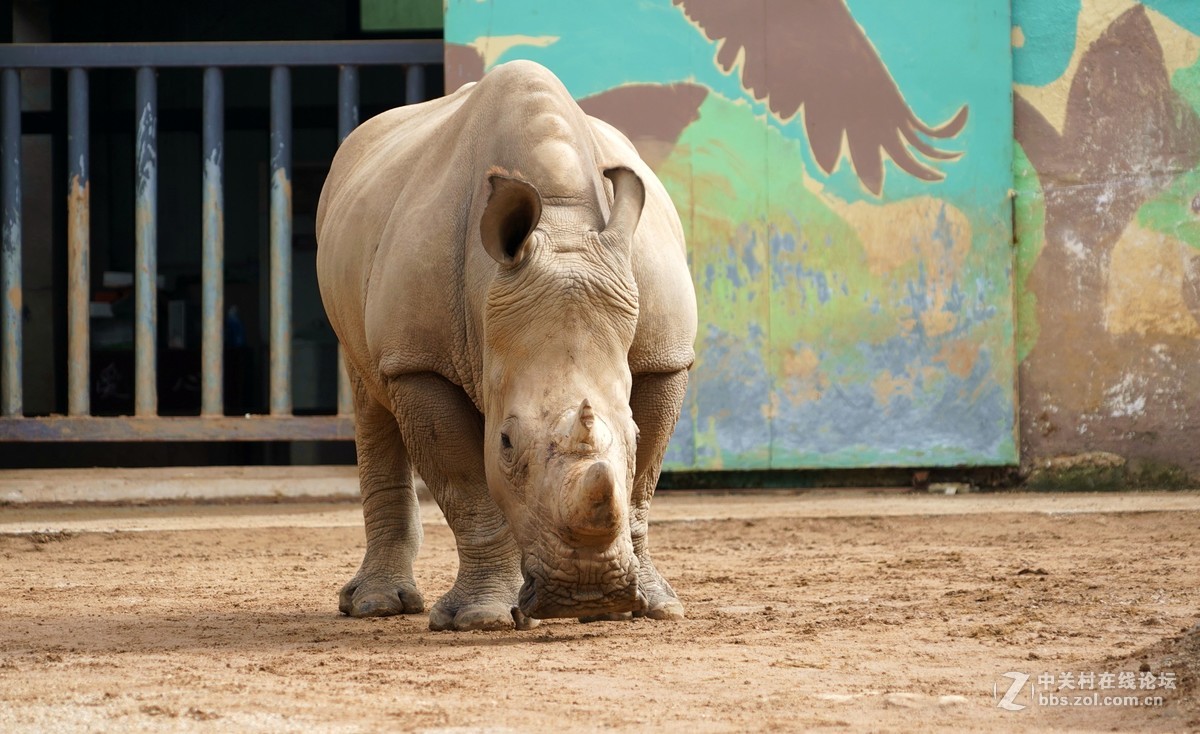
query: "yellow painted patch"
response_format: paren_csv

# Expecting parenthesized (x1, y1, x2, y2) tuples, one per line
(1014, 0, 1138, 135)
(814, 194, 972, 277)
(1144, 7, 1200, 75)
(872, 370, 915, 406)
(778, 347, 826, 405)
(781, 346, 820, 378)
(813, 192, 973, 339)
(470, 35, 560, 69)
(1012, 25, 1026, 49)
(934, 339, 979, 379)
(1104, 221, 1200, 338)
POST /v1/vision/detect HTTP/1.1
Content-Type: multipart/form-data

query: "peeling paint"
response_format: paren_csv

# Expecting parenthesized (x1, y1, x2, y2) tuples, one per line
(1016, 0, 1200, 475)
(1104, 373, 1148, 418)
(1104, 221, 1200, 337)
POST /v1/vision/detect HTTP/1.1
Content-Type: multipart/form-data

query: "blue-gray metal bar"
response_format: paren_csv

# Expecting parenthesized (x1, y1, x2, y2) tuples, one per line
(338, 65, 359, 142)
(405, 64, 426, 106)
(0, 42, 446, 443)
(270, 65, 292, 416)
(0, 40, 443, 69)
(67, 68, 90, 416)
(202, 67, 224, 417)
(335, 65, 359, 417)
(134, 66, 158, 417)
(0, 415, 354, 441)
(1, 69, 22, 417)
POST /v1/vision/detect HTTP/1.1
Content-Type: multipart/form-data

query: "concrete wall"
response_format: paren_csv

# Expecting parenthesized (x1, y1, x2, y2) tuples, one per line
(1013, 0, 1200, 477)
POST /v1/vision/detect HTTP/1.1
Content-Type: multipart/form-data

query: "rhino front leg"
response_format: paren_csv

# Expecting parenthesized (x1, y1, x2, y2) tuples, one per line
(340, 370, 426, 617)
(629, 369, 689, 621)
(388, 373, 529, 631)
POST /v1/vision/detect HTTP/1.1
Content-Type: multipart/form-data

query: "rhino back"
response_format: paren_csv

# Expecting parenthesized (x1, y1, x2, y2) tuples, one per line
(316, 81, 480, 395)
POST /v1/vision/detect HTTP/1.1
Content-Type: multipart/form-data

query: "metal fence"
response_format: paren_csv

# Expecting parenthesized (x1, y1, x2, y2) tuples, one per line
(0, 41, 442, 441)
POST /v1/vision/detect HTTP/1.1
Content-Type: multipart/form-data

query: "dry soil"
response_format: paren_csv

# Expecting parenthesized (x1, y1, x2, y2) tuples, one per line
(1, 491, 1198, 733)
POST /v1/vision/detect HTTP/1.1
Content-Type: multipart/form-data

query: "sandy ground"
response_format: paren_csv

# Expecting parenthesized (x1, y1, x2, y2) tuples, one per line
(1, 490, 1198, 733)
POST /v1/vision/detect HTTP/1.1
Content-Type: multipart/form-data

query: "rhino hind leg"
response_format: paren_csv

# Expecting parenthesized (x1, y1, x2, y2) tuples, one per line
(625, 369, 690, 622)
(340, 370, 426, 618)
(388, 373, 530, 632)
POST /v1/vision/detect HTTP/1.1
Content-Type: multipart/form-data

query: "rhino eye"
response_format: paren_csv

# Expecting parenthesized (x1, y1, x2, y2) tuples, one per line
(500, 432, 513, 452)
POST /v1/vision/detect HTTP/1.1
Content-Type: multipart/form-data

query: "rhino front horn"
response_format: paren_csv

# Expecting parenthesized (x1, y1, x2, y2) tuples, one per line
(566, 459, 620, 543)
(570, 398, 595, 448)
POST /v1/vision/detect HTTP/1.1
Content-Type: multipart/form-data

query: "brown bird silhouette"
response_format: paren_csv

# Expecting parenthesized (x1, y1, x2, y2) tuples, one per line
(674, 0, 968, 195)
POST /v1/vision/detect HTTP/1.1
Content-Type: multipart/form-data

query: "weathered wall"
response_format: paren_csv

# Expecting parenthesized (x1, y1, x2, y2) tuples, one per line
(1013, 0, 1200, 476)
(446, 0, 1018, 471)
(444, 0, 1200, 477)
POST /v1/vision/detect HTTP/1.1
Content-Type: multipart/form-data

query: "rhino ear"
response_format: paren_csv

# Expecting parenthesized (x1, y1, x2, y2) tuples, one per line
(600, 167, 645, 246)
(481, 175, 542, 266)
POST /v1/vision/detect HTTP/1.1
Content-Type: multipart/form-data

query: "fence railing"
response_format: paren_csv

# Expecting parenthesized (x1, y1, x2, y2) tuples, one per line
(0, 41, 442, 441)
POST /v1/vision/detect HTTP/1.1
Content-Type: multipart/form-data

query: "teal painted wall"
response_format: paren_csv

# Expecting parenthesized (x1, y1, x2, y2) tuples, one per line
(446, 0, 1017, 470)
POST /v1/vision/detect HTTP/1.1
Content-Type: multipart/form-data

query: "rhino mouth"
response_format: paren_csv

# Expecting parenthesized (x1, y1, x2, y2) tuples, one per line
(517, 552, 646, 620)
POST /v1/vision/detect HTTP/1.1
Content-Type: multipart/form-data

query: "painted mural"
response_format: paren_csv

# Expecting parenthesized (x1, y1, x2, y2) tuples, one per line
(1013, 0, 1200, 474)
(445, 0, 1017, 470)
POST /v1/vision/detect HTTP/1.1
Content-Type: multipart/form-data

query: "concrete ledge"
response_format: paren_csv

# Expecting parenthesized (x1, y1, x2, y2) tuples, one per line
(4, 466, 1199, 519)
(1, 489, 1199, 537)
(0, 466, 364, 505)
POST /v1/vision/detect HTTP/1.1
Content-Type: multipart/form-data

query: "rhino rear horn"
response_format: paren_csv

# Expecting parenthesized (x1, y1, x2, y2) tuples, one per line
(570, 398, 594, 448)
(481, 174, 542, 265)
(600, 167, 645, 245)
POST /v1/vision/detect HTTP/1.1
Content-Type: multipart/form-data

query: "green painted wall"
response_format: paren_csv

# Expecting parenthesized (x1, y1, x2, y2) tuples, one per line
(446, 0, 1017, 470)
(361, 0, 442, 32)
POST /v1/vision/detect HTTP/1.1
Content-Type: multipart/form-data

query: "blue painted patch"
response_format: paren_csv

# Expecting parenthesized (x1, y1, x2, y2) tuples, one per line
(771, 341, 1011, 467)
(1012, 0, 1081, 86)
(689, 323, 771, 466)
(1140, 0, 1200, 34)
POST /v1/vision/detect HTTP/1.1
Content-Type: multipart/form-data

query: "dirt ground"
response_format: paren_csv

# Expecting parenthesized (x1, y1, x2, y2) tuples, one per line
(1, 490, 1198, 733)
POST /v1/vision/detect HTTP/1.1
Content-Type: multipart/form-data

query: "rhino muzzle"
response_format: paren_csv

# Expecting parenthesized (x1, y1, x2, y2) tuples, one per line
(517, 552, 646, 620)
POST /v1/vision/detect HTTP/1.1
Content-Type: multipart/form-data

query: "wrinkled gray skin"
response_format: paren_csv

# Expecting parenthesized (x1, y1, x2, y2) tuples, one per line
(315, 60, 697, 631)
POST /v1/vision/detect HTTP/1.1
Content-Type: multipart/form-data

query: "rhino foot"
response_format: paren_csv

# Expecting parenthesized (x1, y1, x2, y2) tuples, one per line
(339, 576, 425, 618)
(635, 596, 685, 621)
(578, 580, 684, 622)
(429, 596, 539, 631)
(632, 567, 685, 621)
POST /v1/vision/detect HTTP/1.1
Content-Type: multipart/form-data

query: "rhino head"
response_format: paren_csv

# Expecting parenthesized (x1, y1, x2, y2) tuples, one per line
(478, 166, 647, 620)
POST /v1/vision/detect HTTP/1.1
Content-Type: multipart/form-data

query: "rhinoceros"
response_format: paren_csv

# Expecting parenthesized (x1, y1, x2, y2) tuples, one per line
(315, 60, 697, 631)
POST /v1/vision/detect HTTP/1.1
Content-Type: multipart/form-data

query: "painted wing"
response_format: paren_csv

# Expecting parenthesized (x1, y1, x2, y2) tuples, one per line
(674, 0, 968, 195)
